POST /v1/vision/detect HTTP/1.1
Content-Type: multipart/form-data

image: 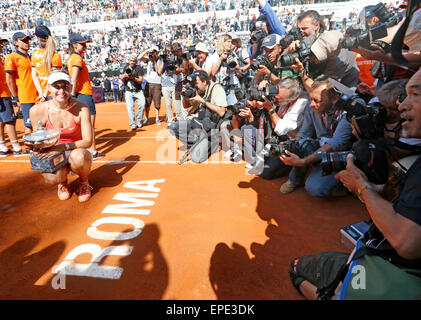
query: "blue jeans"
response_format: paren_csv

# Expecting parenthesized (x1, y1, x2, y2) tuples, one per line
(241, 124, 264, 165)
(125, 90, 145, 127)
(288, 139, 342, 197)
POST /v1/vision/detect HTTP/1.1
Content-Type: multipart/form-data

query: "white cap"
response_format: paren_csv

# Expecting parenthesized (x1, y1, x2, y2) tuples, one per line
(47, 71, 72, 85)
(195, 42, 209, 53)
(150, 45, 159, 52)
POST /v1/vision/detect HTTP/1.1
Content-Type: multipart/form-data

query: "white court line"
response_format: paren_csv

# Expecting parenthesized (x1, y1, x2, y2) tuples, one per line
(0, 159, 243, 165)
(96, 136, 175, 139)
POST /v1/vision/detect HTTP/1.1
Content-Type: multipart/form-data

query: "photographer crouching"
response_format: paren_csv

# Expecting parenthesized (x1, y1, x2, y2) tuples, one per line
(119, 55, 145, 130)
(168, 70, 227, 164)
(288, 69, 421, 300)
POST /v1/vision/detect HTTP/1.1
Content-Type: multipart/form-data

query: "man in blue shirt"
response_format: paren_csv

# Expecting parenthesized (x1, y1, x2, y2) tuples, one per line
(279, 78, 353, 197)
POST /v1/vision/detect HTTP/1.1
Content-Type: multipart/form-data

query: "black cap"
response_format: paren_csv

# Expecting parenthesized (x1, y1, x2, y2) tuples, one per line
(34, 25, 51, 39)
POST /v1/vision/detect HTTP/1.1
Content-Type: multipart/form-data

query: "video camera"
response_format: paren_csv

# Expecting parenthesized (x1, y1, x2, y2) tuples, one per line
(250, 54, 278, 74)
(246, 84, 279, 102)
(250, 28, 268, 45)
(280, 27, 304, 50)
(279, 41, 311, 67)
(340, 2, 403, 50)
(334, 95, 387, 140)
(315, 138, 389, 184)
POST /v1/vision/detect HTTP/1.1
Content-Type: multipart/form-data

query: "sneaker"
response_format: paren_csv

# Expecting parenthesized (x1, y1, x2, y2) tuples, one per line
(57, 183, 71, 200)
(142, 117, 149, 126)
(245, 162, 256, 169)
(280, 180, 299, 194)
(78, 181, 92, 202)
(91, 151, 105, 160)
(223, 150, 233, 159)
(155, 119, 161, 126)
(131, 124, 137, 131)
(13, 148, 30, 156)
(137, 122, 143, 129)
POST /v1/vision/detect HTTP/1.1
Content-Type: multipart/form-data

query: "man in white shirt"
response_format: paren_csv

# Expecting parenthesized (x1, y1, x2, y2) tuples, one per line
(249, 78, 310, 178)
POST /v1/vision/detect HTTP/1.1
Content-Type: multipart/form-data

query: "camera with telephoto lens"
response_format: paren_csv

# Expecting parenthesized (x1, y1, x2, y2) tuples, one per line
(280, 27, 303, 50)
(260, 135, 290, 157)
(246, 84, 279, 102)
(334, 95, 386, 140)
(250, 54, 278, 74)
(315, 138, 389, 184)
(226, 52, 239, 70)
(250, 28, 268, 45)
(340, 2, 403, 50)
(125, 68, 132, 75)
(340, 23, 388, 50)
(280, 41, 311, 67)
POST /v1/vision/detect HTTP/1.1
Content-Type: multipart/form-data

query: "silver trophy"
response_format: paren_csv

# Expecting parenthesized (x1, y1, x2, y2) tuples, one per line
(23, 121, 68, 173)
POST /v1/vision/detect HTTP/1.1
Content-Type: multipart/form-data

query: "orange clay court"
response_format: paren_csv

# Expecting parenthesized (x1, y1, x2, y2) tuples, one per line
(0, 100, 368, 300)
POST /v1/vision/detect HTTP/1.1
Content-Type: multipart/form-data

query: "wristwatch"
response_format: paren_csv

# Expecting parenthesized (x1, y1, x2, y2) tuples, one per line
(64, 143, 71, 151)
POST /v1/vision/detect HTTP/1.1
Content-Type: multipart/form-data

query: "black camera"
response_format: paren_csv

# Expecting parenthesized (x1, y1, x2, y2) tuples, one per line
(181, 83, 196, 98)
(226, 52, 239, 70)
(246, 84, 279, 102)
(250, 54, 278, 74)
(159, 50, 169, 60)
(340, 3, 403, 50)
(315, 138, 389, 184)
(166, 55, 179, 73)
(334, 95, 387, 140)
(250, 28, 268, 45)
(340, 23, 388, 50)
(280, 27, 303, 50)
(182, 46, 198, 61)
(268, 138, 304, 157)
(227, 101, 248, 115)
(125, 68, 132, 75)
(280, 41, 311, 67)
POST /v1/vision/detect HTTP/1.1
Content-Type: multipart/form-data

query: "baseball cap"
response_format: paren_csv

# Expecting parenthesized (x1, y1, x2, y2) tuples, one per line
(34, 25, 51, 39)
(12, 32, 32, 41)
(195, 42, 209, 53)
(261, 34, 281, 49)
(310, 30, 343, 62)
(47, 71, 72, 85)
(69, 34, 91, 45)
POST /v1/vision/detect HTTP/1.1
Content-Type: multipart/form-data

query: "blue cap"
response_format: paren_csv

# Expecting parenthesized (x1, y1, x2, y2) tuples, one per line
(34, 25, 51, 39)
(69, 34, 91, 45)
(12, 32, 32, 41)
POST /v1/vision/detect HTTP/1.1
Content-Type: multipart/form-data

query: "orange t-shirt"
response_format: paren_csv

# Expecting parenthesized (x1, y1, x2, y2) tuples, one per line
(355, 52, 376, 87)
(0, 58, 11, 98)
(31, 48, 63, 94)
(67, 52, 92, 95)
(4, 51, 38, 103)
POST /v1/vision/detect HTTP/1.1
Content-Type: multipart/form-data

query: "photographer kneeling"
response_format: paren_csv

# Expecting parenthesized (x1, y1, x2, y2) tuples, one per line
(279, 78, 353, 197)
(289, 69, 421, 300)
(168, 70, 227, 164)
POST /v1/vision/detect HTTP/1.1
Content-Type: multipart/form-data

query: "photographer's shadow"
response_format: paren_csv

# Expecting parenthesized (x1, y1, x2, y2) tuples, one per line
(95, 129, 137, 156)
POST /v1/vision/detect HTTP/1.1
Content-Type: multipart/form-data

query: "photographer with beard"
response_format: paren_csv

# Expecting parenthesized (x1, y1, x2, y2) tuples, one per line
(279, 78, 353, 197)
(289, 69, 421, 300)
(168, 70, 227, 164)
(119, 55, 145, 130)
(287, 30, 360, 92)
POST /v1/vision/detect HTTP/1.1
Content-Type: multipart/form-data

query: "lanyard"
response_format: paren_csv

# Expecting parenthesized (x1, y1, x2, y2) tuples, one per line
(321, 110, 340, 136)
